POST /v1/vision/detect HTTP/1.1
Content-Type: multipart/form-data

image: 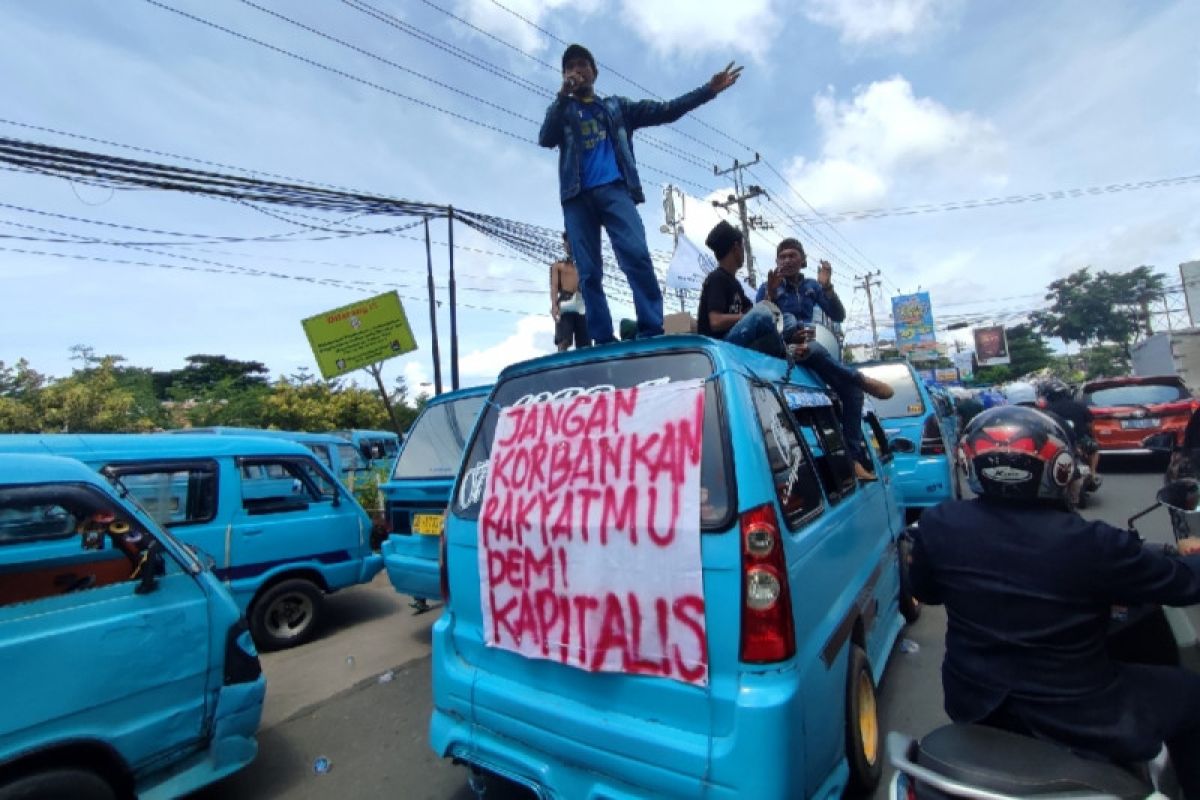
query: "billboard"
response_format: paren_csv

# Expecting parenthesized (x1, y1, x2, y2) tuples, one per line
(891, 292, 937, 361)
(302, 291, 417, 380)
(973, 326, 1011, 366)
(934, 367, 960, 384)
(1182, 261, 1200, 327)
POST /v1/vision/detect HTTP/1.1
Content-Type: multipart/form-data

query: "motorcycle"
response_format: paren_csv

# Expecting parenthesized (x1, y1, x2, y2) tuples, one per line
(887, 479, 1200, 800)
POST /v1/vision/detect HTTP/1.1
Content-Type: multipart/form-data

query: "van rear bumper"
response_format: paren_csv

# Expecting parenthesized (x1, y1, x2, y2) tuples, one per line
(431, 625, 808, 799)
(381, 535, 440, 599)
(359, 553, 385, 583)
(140, 675, 265, 800)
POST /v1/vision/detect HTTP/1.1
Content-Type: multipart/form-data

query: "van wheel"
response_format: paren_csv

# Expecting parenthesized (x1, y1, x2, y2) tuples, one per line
(898, 537, 921, 624)
(845, 644, 883, 795)
(251, 579, 324, 651)
(0, 768, 115, 800)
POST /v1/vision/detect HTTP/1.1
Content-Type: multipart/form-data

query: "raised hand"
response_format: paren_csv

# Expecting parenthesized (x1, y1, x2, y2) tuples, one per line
(818, 260, 833, 288)
(709, 62, 744, 95)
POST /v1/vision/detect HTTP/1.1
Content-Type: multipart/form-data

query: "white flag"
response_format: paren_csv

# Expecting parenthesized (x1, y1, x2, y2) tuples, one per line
(665, 229, 717, 291)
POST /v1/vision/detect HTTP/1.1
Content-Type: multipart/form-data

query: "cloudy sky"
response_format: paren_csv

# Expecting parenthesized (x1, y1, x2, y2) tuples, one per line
(2, 0, 1197, 391)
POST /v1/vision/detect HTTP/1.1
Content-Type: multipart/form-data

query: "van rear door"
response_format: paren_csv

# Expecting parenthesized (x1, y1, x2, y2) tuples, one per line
(445, 351, 737, 787)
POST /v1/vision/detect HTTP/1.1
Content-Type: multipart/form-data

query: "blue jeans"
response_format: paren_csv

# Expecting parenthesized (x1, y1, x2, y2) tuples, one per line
(562, 182, 664, 344)
(724, 307, 868, 463)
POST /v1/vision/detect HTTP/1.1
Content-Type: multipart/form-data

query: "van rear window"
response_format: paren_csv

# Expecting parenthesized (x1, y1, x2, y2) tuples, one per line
(454, 352, 733, 529)
(392, 395, 487, 480)
(858, 363, 925, 419)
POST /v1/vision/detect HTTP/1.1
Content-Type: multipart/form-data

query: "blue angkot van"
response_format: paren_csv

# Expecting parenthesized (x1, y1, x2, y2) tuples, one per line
(0, 434, 383, 650)
(380, 385, 489, 606)
(433, 336, 910, 799)
(173, 427, 371, 485)
(0, 454, 265, 798)
(333, 429, 402, 472)
(857, 361, 962, 519)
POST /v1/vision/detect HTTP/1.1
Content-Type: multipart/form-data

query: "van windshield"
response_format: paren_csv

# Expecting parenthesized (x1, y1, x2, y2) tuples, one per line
(453, 351, 732, 529)
(392, 395, 487, 480)
(858, 363, 926, 419)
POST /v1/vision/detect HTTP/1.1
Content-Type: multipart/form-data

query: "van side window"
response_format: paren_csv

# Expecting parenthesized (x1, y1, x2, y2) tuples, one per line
(0, 484, 154, 608)
(308, 445, 333, 470)
(791, 407, 857, 503)
(108, 465, 218, 527)
(750, 385, 823, 529)
(239, 458, 336, 515)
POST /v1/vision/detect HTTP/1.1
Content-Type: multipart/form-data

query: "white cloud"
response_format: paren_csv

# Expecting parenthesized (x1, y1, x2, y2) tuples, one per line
(784, 76, 1005, 212)
(618, 0, 781, 60)
(458, 315, 556, 382)
(804, 0, 961, 47)
(452, 0, 602, 55)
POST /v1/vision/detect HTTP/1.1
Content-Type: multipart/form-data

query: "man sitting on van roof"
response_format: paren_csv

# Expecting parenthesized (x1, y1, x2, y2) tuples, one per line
(698, 220, 894, 481)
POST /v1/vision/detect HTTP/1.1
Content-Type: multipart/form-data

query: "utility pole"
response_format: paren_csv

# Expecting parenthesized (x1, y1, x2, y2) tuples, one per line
(855, 270, 883, 359)
(662, 184, 688, 313)
(712, 153, 768, 288)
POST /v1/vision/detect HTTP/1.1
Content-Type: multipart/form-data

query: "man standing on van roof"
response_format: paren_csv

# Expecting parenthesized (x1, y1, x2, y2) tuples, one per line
(699, 221, 894, 482)
(539, 44, 743, 345)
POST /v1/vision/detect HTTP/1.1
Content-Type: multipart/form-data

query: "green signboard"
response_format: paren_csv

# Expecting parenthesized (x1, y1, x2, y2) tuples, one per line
(301, 291, 417, 379)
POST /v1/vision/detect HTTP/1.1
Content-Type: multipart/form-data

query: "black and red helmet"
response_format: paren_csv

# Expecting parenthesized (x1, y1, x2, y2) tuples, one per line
(959, 406, 1075, 502)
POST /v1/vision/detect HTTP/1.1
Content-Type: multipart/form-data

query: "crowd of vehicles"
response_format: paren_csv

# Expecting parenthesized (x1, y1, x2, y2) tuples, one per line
(6, 322, 1200, 798)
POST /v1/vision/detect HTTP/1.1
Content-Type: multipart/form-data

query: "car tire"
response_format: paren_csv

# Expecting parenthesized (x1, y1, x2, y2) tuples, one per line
(0, 768, 115, 800)
(250, 578, 324, 651)
(898, 536, 921, 624)
(845, 644, 883, 795)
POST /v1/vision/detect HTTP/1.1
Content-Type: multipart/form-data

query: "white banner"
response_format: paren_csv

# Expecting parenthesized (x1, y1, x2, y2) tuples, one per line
(478, 380, 708, 686)
(665, 229, 717, 291)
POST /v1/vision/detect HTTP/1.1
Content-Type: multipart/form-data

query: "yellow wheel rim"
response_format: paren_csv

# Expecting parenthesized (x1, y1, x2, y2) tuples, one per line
(857, 671, 879, 765)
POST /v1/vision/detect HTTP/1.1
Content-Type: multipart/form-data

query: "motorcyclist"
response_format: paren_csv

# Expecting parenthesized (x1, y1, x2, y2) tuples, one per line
(911, 405, 1200, 798)
(1041, 378, 1102, 501)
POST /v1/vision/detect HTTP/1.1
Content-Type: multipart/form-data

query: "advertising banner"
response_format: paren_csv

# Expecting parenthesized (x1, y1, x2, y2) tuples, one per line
(477, 380, 709, 686)
(301, 291, 416, 380)
(973, 326, 1011, 366)
(891, 293, 937, 360)
(935, 367, 960, 384)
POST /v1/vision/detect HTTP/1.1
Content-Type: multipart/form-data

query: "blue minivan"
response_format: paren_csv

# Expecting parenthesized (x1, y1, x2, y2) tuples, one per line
(0, 434, 383, 650)
(433, 337, 909, 798)
(172, 427, 371, 485)
(380, 385, 489, 606)
(858, 361, 962, 520)
(334, 429, 401, 472)
(0, 454, 265, 799)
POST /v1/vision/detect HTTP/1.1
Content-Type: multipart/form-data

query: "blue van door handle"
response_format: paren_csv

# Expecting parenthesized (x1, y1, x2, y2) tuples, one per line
(243, 527, 265, 536)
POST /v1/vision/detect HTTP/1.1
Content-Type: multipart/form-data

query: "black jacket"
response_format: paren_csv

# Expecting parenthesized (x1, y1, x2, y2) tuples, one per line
(913, 499, 1200, 723)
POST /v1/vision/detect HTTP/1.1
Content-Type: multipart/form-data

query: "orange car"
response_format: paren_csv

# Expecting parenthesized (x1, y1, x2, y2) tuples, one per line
(1081, 375, 1197, 455)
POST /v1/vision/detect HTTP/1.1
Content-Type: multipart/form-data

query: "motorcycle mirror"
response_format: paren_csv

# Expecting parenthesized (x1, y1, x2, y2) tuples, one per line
(1157, 479, 1200, 513)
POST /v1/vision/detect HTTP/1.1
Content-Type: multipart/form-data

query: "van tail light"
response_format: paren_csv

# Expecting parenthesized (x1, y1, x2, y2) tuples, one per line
(919, 416, 945, 456)
(439, 526, 450, 603)
(740, 504, 795, 663)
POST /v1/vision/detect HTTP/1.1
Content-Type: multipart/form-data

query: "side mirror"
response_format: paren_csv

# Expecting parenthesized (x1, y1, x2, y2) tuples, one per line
(134, 541, 165, 595)
(1157, 479, 1200, 513)
(890, 437, 917, 455)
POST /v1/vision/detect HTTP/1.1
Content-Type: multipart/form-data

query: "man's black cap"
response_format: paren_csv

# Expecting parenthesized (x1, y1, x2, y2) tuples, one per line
(705, 220, 743, 260)
(562, 44, 597, 73)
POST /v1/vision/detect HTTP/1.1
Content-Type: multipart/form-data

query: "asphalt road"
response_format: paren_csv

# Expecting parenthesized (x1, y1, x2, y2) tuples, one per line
(194, 455, 1174, 800)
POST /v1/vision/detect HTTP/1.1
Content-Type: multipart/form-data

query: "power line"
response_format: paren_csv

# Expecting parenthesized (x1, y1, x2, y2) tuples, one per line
(797, 173, 1200, 224)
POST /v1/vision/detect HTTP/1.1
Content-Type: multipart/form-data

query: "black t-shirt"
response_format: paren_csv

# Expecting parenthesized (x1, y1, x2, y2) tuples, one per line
(697, 268, 751, 339)
(1046, 398, 1092, 440)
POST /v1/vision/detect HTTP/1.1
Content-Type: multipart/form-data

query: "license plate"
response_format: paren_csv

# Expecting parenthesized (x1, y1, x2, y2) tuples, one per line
(1120, 418, 1159, 429)
(412, 513, 444, 536)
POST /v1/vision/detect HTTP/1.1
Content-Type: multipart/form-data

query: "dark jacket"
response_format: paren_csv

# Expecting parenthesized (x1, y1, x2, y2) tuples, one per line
(538, 86, 715, 205)
(912, 499, 1200, 733)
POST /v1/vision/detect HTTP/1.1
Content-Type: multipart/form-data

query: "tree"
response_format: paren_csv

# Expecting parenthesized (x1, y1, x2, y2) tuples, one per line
(38, 356, 158, 432)
(1031, 266, 1165, 355)
(168, 354, 270, 397)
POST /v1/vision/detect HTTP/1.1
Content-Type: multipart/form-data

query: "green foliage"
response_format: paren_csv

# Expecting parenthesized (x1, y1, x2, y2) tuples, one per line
(1079, 344, 1131, 380)
(0, 350, 419, 434)
(1031, 266, 1164, 350)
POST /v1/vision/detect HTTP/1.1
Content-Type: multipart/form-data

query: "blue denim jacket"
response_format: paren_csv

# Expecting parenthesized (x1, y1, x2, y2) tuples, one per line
(755, 277, 847, 324)
(538, 85, 715, 205)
